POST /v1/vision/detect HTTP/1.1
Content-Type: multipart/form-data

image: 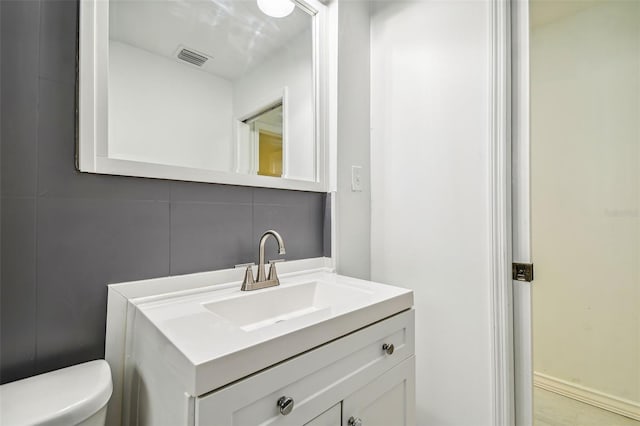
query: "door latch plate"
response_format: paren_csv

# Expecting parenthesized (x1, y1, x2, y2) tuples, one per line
(512, 262, 534, 282)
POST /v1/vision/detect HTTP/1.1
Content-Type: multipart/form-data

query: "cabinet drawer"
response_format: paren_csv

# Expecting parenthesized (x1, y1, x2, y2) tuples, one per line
(196, 309, 415, 426)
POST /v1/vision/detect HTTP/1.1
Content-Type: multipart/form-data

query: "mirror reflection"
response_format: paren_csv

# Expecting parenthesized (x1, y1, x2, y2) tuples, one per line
(107, 0, 315, 180)
(242, 103, 284, 177)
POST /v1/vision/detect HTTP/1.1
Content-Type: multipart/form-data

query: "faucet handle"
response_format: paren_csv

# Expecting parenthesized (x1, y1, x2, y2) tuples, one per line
(240, 264, 255, 291)
(267, 259, 284, 283)
(234, 262, 255, 269)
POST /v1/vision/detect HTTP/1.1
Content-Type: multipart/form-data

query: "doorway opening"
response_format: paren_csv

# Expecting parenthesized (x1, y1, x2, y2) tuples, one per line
(525, 1, 640, 424)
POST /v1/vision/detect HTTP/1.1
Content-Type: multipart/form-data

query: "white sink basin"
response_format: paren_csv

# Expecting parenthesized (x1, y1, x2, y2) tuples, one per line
(116, 264, 413, 396)
(203, 281, 370, 332)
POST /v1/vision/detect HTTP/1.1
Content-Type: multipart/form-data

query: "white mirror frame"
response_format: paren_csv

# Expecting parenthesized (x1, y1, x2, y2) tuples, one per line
(78, 0, 329, 192)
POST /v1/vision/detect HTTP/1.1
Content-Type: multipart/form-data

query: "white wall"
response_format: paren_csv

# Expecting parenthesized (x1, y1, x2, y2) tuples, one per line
(531, 1, 640, 404)
(108, 41, 233, 171)
(335, 0, 371, 280)
(370, 1, 493, 424)
(232, 30, 315, 181)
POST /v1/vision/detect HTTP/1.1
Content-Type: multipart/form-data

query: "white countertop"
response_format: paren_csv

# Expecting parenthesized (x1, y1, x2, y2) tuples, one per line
(109, 259, 413, 396)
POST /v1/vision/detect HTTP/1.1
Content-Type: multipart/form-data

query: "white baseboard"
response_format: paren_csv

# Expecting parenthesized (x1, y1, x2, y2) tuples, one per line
(534, 372, 640, 421)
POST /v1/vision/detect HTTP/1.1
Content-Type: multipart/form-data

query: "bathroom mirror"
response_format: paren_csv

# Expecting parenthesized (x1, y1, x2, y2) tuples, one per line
(78, 0, 328, 191)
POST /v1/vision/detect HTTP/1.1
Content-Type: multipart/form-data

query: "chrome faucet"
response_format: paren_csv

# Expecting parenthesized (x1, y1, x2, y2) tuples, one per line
(240, 230, 286, 291)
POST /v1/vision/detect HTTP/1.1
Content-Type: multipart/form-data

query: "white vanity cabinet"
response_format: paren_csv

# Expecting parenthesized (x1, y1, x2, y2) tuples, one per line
(195, 310, 415, 426)
(106, 262, 415, 426)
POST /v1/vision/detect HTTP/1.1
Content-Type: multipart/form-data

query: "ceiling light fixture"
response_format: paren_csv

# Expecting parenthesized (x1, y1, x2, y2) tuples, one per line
(257, 0, 295, 18)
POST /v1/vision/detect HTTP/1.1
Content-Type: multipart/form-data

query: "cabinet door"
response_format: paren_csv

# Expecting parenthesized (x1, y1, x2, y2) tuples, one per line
(342, 356, 415, 426)
(305, 403, 341, 426)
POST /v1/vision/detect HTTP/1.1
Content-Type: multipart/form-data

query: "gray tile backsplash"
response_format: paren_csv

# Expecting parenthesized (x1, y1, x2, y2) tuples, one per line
(0, 0, 40, 198)
(35, 198, 172, 375)
(253, 202, 325, 261)
(170, 202, 254, 274)
(0, 0, 330, 384)
(1, 198, 37, 383)
(39, 0, 77, 86)
(170, 180, 254, 204)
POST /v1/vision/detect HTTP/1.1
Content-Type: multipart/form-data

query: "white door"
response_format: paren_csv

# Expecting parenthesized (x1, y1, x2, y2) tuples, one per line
(341, 357, 416, 426)
(512, 0, 533, 424)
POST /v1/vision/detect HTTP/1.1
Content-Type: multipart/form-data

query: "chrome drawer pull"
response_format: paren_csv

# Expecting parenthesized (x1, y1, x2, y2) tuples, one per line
(348, 416, 363, 426)
(382, 343, 395, 355)
(277, 396, 294, 415)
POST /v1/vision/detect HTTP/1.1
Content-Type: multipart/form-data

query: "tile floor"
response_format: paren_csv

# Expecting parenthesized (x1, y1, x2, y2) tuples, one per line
(534, 387, 640, 426)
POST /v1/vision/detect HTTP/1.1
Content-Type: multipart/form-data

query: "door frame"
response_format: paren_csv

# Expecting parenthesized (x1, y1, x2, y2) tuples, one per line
(510, 1, 533, 425)
(489, 0, 532, 425)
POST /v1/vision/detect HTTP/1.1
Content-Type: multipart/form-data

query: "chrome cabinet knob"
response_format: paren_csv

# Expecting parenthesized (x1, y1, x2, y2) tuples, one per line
(277, 396, 294, 415)
(348, 416, 363, 426)
(382, 343, 395, 355)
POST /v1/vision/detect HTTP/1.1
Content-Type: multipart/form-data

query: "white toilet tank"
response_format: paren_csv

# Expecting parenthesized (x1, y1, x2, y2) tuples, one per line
(0, 360, 112, 426)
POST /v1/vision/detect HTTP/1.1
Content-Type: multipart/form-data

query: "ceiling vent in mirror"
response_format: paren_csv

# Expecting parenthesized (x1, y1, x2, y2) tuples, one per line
(176, 47, 210, 67)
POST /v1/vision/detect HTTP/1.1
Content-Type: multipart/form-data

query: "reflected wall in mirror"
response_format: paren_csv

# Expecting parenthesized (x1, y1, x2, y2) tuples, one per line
(79, 0, 328, 191)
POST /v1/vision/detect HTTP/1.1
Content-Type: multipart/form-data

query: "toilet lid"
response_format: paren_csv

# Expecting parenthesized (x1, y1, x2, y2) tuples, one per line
(0, 360, 112, 426)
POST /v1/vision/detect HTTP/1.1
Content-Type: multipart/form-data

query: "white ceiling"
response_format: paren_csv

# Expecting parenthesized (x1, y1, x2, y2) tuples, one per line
(109, 0, 312, 80)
